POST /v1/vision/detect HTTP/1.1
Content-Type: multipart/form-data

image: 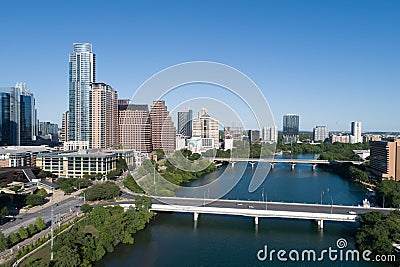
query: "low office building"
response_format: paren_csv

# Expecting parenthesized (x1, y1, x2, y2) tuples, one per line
(36, 150, 118, 178)
(0, 146, 54, 167)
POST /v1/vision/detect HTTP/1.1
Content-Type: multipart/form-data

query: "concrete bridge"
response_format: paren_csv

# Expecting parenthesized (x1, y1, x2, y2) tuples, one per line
(118, 196, 393, 229)
(211, 157, 364, 170)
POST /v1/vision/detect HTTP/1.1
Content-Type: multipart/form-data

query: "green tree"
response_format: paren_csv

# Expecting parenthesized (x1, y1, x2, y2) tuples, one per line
(134, 195, 152, 211)
(84, 182, 120, 201)
(1, 206, 9, 222)
(80, 204, 92, 214)
(123, 173, 144, 194)
(54, 245, 81, 267)
(25, 194, 44, 207)
(36, 188, 48, 198)
(8, 232, 20, 246)
(116, 158, 128, 171)
(18, 226, 29, 240)
(27, 224, 37, 236)
(0, 232, 8, 251)
(35, 217, 46, 231)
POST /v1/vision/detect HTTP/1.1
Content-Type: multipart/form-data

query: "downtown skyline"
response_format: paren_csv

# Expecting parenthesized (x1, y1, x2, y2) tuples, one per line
(0, 0, 399, 132)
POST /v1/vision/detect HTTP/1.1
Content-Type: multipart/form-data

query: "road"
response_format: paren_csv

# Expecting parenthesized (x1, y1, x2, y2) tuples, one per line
(118, 192, 394, 216)
(1, 197, 83, 237)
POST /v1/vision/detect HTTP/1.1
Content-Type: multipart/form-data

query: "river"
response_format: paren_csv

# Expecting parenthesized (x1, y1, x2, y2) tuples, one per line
(96, 154, 392, 266)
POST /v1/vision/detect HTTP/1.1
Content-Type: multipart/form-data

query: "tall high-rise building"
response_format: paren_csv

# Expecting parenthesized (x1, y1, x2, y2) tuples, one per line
(61, 111, 69, 142)
(313, 126, 329, 142)
(262, 126, 278, 143)
(0, 83, 37, 146)
(192, 108, 220, 149)
(351, 121, 362, 144)
(370, 139, 400, 181)
(118, 102, 152, 153)
(282, 114, 299, 144)
(149, 100, 176, 153)
(224, 126, 244, 141)
(90, 83, 118, 149)
(68, 43, 96, 143)
(177, 110, 192, 138)
(248, 130, 261, 143)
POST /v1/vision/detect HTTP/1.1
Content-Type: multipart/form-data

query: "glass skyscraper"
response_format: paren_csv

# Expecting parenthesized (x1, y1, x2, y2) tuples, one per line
(68, 43, 96, 142)
(282, 114, 299, 144)
(177, 110, 193, 138)
(0, 83, 36, 145)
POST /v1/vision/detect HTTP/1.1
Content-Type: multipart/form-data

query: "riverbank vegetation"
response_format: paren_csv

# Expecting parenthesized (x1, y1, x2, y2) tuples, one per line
(22, 196, 153, 267)
(356, 211, 400, 255)
(83, 181, 121, 201)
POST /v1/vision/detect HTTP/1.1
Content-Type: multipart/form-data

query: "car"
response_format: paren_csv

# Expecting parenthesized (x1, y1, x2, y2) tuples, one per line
(248, 205, 254, 209)
(237, 203, 243, 206)
(348, 211, 356, 215)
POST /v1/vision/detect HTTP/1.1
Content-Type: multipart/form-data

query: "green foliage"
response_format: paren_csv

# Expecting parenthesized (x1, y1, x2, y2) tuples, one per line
(123, 173, 145, 194)
(80, 203, 93, 213)
(35, 217, 46, 231)
(0, 232, 8, 251)
(155, 149, 165, 160)
(37, 170, 53, 179)
(134, 195, 152, 211)
(27, 223, 38, 236)
(106, 170, 121, 179)
(18, 226, 29, 240)
(51, 204, 154, 266)
(1, 206, 9, 217)
(36, 188, 48, 198)
(8, 232, 20, 246)
(84, 181, 120, 201)
(25, 194, 44, 207)
(188, 153, 201, 161)
(55, 177, 92, 194)
(116, 158, 128, 171)
(356, 211, 400, 255)
(376, 180, 400, 208)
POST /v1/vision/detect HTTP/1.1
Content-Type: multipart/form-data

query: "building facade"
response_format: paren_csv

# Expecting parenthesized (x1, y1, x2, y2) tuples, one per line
(224, 126, 244, 141)
(118, 103, 152, 153)
(351, 121, 362, 144)
(192, 108, 219, 149)
(313, 126, 329, 142)
(68, 43, 96, 143)
(149, 100, 176, 153)
(248, 130, 261, 143)
(61, 111, 69, 142)
(36, 150, 117, 178)
(369, 139, 400, 181)
(262, 126, 278, 143)
(282, 114, 299, 144)
(0, 146, 54, 167)
(0, 83, 37, 146)
(177, 110, 193, 138)
(90, 83, 118, 149)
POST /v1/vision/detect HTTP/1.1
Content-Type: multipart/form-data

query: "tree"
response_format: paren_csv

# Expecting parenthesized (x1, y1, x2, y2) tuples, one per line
(0, 232, 8, 251)
(35, 217, 46, 231)
(8, 232, 20, 246)
(84, 182, 120, 201)
(18, 226, 29, 240)
(116, 158, 128, 172)
(1, 206, 9, 222)
(54, 245, 81, 267)
(36, 188, 48, 198)
(80, 204, 92, 214)
(26, 194, 44, 207)
(134, 195, 152, 211)
(27, 224, 37, 236)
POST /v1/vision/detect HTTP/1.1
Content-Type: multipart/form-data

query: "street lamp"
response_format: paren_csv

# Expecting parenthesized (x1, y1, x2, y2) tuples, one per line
(320, 191, 324, 205)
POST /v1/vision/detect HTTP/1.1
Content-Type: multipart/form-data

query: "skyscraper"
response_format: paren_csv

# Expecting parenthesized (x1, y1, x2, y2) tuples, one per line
(68, 43, 96, 143)
(313, 126, 329, 142)
(0, 83, 36, 146)
(118, 101, 152, 153)
(177, 110, 192, 138)
(192, 108, 220, 149)
(262, 126, 278, 143)
(282, 114, 299, 144)
(90, 83, 118, 149)
(351, 121, 362, 144)
(61, 111, 69, 142)
(149, 100, 176, 153)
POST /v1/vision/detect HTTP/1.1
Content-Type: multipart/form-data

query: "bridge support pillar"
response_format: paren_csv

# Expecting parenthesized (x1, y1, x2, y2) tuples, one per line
(194, 212, 199, 222)
(231, 162, 236, 167)
(291, 163, 295, 170)
(317, 219, 324, 229)
(250, 162, 255, 169)
(270, 163, 275, 170)
(311, 164, 316, 171)
(254, 216, 259, 225)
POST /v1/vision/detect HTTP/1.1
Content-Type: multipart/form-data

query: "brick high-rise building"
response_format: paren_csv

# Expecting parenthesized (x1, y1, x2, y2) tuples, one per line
(149, 100, 176, 153)
(118, 102, 152, 153)
(90, 83, 118, 149)
(370, 139, 400, 181)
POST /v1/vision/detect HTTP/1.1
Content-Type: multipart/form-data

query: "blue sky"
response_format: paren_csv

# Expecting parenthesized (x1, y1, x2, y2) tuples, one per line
(0, 0, 399, 131)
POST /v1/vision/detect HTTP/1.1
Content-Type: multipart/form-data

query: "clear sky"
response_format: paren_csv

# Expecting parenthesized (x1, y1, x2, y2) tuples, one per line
(0, 0, 399, 132)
